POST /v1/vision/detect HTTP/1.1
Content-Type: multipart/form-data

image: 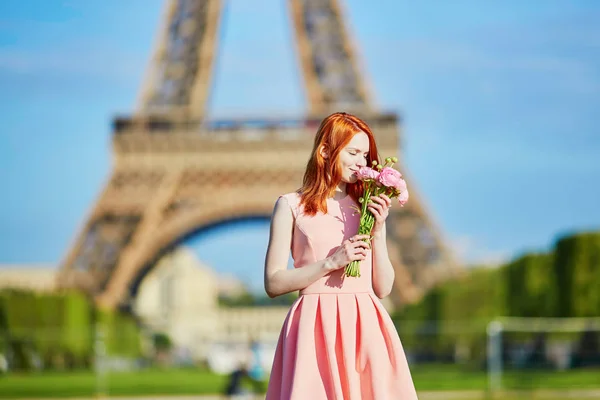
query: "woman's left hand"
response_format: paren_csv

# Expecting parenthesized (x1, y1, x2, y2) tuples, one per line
(367, 194, 392, 234)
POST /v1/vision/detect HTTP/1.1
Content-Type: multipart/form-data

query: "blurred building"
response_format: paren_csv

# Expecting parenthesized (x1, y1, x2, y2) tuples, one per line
(0, 264, 57, 292)
(133, 247, 288, 363)
(218, 272, 250, 298)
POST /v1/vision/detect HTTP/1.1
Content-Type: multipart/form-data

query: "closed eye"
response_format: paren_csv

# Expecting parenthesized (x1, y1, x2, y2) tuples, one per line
(348, 149, 369, 158)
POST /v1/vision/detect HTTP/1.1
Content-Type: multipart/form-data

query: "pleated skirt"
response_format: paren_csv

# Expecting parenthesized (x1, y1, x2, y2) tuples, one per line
(265, 293, 419, 400)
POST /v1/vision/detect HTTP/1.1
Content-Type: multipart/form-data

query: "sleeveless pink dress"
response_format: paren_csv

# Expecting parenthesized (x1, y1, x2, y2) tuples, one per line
(266, 192, 419, 400)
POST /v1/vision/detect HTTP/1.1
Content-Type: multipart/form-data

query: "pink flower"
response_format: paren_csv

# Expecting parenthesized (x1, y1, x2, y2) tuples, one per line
(398, 189, 409, 206)
(395, 178, 407, 192)
(377, 167, 403, 188)
(356, 166, 380, 181)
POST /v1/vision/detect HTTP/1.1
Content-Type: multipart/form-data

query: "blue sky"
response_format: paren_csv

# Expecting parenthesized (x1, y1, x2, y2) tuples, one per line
(1, 1, 599, 293)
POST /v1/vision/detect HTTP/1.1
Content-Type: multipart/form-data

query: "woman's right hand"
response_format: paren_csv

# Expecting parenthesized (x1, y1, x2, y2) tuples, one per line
(325, 234, 371, 271)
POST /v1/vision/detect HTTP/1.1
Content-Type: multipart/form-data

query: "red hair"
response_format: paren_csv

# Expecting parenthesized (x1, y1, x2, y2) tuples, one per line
(299, 112, 380, 215)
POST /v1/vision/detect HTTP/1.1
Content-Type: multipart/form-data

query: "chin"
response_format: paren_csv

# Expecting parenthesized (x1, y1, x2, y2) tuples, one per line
(345, 175, 358, 184)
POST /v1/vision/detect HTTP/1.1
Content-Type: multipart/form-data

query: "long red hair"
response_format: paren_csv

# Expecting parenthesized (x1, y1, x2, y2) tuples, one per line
(299, 112, 380, 215)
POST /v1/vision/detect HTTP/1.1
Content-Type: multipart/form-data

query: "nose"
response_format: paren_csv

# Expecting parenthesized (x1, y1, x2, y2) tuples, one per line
(357, 158, 367, 167)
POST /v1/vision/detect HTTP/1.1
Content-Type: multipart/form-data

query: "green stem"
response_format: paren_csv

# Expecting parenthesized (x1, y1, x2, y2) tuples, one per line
(344, 180, 390, 277)
(344, 198, 377, 277)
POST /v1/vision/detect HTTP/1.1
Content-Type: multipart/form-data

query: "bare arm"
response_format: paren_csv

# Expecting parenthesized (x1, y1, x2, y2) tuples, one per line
(367, 195, 396, 298)
(264, 196, 370, 298)
(371, 222, 395, 298)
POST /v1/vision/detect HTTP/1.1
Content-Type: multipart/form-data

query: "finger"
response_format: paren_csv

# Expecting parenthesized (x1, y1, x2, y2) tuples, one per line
(352, 234, 371, 241)
(379, 193, 392, 207)
(370, 196, 386, 206)
(372, 194, 391, 207)
(352, 241, 370, 250)
(351, 240, 370, 251)
(372, 196, 391, 211)
(355, 248, 368, 257)
(350, 240, 368, 249)
(370, 209, 386, 224)
(372, 200, 389, 216)
(368, 209, 380, 222)
(369, 199, 385, 210)
(372, 204, 387, 216)
(368, 204, 383, 217)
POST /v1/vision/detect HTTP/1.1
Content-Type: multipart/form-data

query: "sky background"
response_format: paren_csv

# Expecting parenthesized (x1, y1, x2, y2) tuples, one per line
(1, 0, 599, 293)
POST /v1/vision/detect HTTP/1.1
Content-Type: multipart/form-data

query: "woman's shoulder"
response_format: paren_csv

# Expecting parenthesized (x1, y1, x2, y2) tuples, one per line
(277, 191, 303, 217)
(278, 191, 301, 203)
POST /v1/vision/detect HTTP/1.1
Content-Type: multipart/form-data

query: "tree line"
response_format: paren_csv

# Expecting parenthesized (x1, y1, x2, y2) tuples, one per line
(392, 231, 600, 366)
(0, 290, 141, 371)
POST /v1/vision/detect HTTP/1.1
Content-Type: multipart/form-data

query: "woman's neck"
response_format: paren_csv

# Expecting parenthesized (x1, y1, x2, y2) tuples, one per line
(331, 182, 347, 199)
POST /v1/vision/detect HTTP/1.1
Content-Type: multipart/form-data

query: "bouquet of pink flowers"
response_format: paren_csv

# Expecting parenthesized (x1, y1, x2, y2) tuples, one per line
(345, 157, 409, 277)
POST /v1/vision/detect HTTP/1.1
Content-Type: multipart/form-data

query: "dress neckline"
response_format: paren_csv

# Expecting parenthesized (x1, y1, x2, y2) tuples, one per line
(328, 193, 350, 202)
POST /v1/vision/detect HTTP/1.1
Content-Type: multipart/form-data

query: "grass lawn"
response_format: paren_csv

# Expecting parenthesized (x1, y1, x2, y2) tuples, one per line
(0, 365, 598, 398)
(411, 364, 600, 391)
(0, 369, 227, 398)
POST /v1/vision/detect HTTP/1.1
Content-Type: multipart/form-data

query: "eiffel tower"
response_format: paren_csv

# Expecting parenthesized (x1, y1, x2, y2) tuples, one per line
(56, 0, 457, 310)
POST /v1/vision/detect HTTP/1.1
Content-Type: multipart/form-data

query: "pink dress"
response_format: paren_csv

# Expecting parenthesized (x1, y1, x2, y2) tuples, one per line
(266, 192, 419, 400)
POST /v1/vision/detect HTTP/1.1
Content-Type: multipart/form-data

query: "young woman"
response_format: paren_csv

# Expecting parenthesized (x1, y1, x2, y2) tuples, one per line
(264, 112, 418, 399)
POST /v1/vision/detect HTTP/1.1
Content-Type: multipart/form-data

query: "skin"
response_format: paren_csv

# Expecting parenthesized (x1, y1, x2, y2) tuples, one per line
(264, 132, 395, 299)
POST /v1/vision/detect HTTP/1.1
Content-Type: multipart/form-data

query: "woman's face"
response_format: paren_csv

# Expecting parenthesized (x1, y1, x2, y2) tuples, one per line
(338, 131, 370, 183)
